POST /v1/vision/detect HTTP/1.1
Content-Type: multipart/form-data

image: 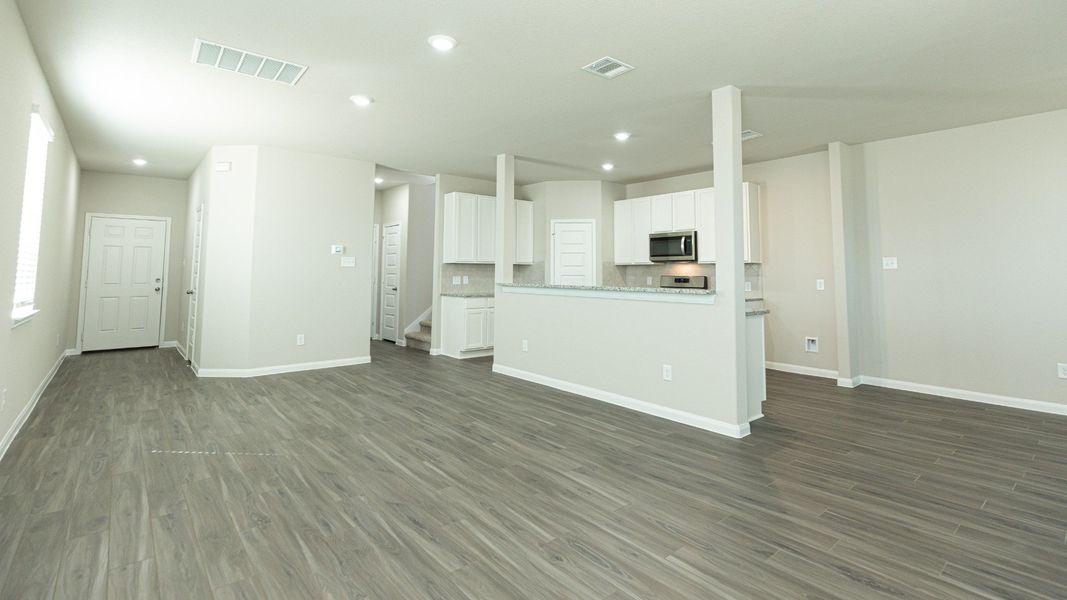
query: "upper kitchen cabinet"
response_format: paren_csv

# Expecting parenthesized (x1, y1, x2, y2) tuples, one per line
(613, 197, 654, 265)
(697, 182, 762, 264)
(649, 192, 699, 233)
(515, 199, 533, 265)
(442, 193, 534, 264)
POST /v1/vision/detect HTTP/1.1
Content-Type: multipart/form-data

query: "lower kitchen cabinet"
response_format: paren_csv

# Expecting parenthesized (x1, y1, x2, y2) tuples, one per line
(440, 296, 495, 359)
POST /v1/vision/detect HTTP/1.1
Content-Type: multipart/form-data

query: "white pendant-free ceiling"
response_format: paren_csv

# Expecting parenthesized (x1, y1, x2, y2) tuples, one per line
(14, 0, 1067, 183)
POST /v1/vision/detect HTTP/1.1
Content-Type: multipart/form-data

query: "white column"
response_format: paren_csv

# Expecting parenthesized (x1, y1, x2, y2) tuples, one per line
(495, 154, 516, 284)
(712, 85, 748, 424)
(828, 141, 864, 386)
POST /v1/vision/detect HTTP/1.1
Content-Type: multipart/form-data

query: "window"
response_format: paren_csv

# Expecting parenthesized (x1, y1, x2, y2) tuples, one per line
(12, 108, 53, 324)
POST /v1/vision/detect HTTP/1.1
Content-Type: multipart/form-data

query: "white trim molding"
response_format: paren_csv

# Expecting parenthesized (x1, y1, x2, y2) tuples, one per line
(837, 376, 861, 388)
(0, 351, 67, 463)
(765, 361, 838, 380)
(492, 364, 750, 438)
(196, 356, 371, 378)
(857, 376, 1067, 416)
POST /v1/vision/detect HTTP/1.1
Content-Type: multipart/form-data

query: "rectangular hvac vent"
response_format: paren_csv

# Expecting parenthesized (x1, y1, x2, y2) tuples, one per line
(582, 56, 634, 79)
(192, 39, 307, 86)
(741, 129, 764, 141)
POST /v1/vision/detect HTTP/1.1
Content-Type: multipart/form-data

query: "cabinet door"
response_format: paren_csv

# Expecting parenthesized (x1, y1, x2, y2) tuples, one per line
(697, 188, 715, 263)
(612, 200, 632, 265)
(464, 308, 486, 350)
(476, 195, 496, 263)
(631, 197, 653, 264)
(743, 183, 762, 263)
(650, 195, 673, 232)
(515, 200, 533, 264)
(485, 308, 495, 349)
(670, 191, 697, 231)
(456, 193, 479, 262)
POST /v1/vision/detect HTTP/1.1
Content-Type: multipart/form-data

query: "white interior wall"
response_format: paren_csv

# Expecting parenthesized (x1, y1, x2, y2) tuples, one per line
(1, 0, 80, 458)
(405, 183, 436, 327)
(68, 171, 188, 345)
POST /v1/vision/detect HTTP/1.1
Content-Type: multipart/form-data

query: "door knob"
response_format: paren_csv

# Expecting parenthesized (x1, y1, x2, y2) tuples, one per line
(186, 290, 194, 295)
(391, 287, 397, 291)
(154, 287, 161, 292)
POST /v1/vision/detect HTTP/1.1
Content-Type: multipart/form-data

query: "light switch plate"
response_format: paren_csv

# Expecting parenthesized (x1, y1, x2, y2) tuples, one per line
(522, 339, 528, 352)
(451, 276, 461, 285)
(883, 257, 898, 270)
(662, 364, 673, 382)
(330, 244, 345, 255)
(340, 257, 356, 267)
(816, 279, 825, 291)
(296, 334, 305, 346)
(1058, 363, 1067, 379)
(745, 282, 753, 292)
(462, 276, 470, 284)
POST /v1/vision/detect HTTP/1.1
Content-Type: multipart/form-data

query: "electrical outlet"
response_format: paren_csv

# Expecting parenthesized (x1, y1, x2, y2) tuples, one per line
(816, 279, 825, 291)
(745, 282, 753, 292)
(452, 275, 461, 285)
(462, 276, 470, 285)
(522, 339, 529, 352)
(1058, 363, 1067, 379)
(882, 257, 898, 270)
(646, 276, 653, 286)
(662, 364, 673, 381)
(330, 244, 344, 255)
(805, 337, 819, 353)
(296, 334, 305, 346)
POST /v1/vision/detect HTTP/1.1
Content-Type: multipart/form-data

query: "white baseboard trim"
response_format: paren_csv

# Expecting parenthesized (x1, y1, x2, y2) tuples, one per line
(837, 376, 861, 388)
(64, 348, 80, 357)
(197, 356, 371, 378)
(429, 348, 441, 356)
(0, 351, 67, 464)
(492, 364, 750, 438)
(857, 376, 1067, 416)
(395, 339, 407, 348)
(159, 340, 178, 349)
(441, 348, 493, 360)
(765, 361, 839, 380)
(173, 342, 188, 360)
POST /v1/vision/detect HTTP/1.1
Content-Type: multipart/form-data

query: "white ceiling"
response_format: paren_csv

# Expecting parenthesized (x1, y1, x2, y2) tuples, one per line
(15, 0, 1067, 184)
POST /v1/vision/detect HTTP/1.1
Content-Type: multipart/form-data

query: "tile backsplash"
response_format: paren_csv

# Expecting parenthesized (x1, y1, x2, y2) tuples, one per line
(440, 264, 495, 294)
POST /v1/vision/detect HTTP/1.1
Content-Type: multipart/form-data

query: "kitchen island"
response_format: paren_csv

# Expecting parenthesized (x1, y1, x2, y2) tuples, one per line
(493, 283, 766, 437)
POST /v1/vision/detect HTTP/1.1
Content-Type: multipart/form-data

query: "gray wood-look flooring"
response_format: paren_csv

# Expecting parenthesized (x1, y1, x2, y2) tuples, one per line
(1, 342, 1066, 599)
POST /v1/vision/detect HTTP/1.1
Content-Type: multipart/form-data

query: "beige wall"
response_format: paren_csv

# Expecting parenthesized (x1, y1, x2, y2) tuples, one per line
(853, 109, 1067, 405)
(68, 171, 188, 345)
(406, 183, 436, 326)
(1, 0, 80, 456)
(249, 146, 376, 368)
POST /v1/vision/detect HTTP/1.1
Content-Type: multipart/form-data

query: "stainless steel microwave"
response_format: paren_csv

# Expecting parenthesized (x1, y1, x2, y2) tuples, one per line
(649, 231, 697, 262)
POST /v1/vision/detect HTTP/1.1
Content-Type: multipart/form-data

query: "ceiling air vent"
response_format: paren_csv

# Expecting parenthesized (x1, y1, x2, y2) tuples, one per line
(582, 56, 634, 79)
(741, 130, 764, 141)
(192, 39, 307, 86)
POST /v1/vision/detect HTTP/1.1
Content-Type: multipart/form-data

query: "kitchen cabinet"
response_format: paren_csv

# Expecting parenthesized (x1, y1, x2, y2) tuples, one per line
(440, 296, 495, 358)
(515, 200, 533, 264)
(442, 193, 533, 264)
(696, 182, 762, 264)
(650, 195, 673, 232)
(612, 197, 654, 265)
(649, 192, 698, 233)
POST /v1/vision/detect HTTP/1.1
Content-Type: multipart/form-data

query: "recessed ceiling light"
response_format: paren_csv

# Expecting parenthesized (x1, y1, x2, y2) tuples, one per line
(601, 163, 615, 171)
(132, 158, 147, 167)
(350, 95, 374, 107)
(374, 177, 384, 184)
(428, 35, 457, 52)
(614, 132, 631, 142)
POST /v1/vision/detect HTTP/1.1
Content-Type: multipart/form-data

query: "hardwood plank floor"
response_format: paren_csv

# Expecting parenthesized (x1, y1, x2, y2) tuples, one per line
(1, 341, 1065, 599)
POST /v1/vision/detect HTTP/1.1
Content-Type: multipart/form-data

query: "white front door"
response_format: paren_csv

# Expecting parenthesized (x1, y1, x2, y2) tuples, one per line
(82, 216, 167, 351)
(380, 223, 401, 342)
(185, 205, 203, 362)
(551, 220, 596, 286)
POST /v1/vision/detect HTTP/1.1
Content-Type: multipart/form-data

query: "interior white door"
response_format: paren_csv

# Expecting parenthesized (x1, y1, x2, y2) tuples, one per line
(551, 221, 596, 286)
(184, 205, 203, 361)
(82, 216, 167, 351)
(380, 223, 401, 342)
(370, 223, 380, 338)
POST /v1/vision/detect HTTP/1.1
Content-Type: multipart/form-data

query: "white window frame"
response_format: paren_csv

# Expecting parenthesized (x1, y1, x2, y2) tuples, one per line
(11, 107, 54, 328)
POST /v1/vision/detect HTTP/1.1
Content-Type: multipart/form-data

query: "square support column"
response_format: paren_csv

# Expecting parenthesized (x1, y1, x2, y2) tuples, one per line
(495, 154, 515, 284)
(712, 85, 748, 424)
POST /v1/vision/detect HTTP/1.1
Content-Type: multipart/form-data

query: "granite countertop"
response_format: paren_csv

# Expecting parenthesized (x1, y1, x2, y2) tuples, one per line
(440, 292, 495, 298)
(746, 309, 771, 317)
(501, 282, 714, 296)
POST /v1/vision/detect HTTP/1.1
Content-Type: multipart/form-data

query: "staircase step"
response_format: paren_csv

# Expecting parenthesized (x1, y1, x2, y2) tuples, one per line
(405, 331, 432, 343)
(419, 320, 432, 329)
